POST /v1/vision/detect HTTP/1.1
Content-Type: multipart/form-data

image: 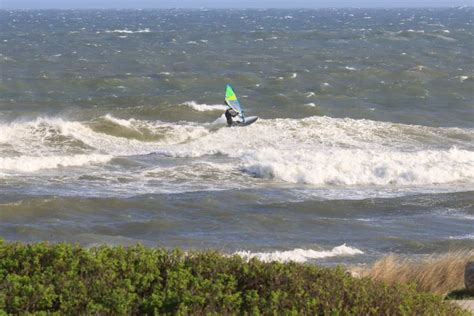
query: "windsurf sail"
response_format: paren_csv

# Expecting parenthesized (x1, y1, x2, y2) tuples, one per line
(225, 84, 245, 121)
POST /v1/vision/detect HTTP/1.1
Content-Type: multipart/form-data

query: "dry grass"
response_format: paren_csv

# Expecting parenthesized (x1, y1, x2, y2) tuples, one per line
(353, 251, 474, 296)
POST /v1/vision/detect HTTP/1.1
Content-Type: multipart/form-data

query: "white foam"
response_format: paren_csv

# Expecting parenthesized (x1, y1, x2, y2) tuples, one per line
(242, 146, 474, 186)
(449, 234, 474, 240)
(0, 116, 209, 158)
(233, 244, 364, 263)
(458, 75, 471, 82)
(181, 101, 227, 112)
(2, 116, 473, 192)
(72, 118, 208, 156)
(156, 116, 474, 187)
(103, 114, 135, 128)
(405, 29, 425, 33)
(0, 154, 112, 172)
(104, 28, 150, 34)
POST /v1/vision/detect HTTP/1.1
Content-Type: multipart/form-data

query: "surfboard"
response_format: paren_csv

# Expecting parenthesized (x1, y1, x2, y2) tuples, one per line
(224, 84, 258, 127)
(232, 116, 258, 127)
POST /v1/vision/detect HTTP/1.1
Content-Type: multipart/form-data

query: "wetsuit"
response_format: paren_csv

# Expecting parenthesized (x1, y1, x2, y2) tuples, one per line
(225, 109, 237, 126)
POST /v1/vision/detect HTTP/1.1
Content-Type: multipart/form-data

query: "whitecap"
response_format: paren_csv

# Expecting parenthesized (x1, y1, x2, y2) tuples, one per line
(0, 154, 112, 172)
(181, 101, 227, 112)
(104, 28, 150, 34)
(242, 146, 474, 186)
(449, 234, 474, 240)
(233, 244, 364, 263)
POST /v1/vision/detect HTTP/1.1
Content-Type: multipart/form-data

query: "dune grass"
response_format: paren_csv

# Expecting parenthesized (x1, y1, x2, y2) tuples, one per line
(354, 251, 474, 296)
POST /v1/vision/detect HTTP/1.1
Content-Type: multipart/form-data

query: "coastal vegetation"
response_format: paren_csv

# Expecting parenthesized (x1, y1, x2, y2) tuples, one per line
(0, 241, 468, 315)
(354, 251, 474, 296)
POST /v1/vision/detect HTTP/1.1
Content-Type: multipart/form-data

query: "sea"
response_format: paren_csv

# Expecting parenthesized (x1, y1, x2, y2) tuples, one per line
(0, 8, 473, 265)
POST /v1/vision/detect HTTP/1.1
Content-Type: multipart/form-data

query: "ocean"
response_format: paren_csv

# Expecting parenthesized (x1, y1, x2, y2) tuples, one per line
(0, 8, 473, 264)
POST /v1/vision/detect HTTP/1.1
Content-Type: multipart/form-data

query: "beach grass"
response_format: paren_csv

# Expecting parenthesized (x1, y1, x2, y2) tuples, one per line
(353, 251, 474, 297)
(0, 240, 469, 315)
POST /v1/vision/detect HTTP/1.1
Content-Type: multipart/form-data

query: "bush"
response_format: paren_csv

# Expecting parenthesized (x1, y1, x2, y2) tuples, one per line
(0, 240, 468, 315)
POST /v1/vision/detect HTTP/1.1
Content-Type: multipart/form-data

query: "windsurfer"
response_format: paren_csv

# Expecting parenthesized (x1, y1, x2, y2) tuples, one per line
(225, 108, 238, 126)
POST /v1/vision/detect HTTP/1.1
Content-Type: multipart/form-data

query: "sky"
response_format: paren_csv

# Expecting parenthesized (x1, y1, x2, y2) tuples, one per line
(2, 0, 472, 9)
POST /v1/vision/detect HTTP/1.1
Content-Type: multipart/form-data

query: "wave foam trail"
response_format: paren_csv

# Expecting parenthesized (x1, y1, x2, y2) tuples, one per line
(0, 154, 112, 172)
(242, 146, 474, 186)
(0, 116, 210, 158)
(181, 101, 228, 112)
(1, 115, 473, 188)
(157, 116, 474, 187)
(233, 244, 364, 263)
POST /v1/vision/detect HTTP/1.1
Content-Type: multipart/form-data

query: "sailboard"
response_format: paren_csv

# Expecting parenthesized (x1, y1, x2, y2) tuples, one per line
(224, 84, 258, 126)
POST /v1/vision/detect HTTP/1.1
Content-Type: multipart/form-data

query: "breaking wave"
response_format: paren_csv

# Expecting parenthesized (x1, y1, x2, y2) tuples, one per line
(1, 115, 473, 191)
(0, 116, 209, 158)
(0, 154, 112, 172)
(156, 116, 474, 187)
(181, 101, 228, 112)
(242, 146, 474, 186)
(233, 244, 364, 263)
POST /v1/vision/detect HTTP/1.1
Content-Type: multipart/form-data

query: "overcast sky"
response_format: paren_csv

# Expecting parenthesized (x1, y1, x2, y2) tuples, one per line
(2, 0, 472, 9)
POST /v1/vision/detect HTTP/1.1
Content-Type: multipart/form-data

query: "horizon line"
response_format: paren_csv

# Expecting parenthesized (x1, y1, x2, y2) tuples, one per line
(1, 6, 472, 10)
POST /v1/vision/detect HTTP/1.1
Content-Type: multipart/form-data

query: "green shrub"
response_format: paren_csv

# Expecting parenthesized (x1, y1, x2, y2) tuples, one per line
(0, 240, 468, 315)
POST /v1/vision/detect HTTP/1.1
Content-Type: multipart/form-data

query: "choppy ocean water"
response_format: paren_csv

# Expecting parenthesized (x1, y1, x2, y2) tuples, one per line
(0, 8, 473, 264)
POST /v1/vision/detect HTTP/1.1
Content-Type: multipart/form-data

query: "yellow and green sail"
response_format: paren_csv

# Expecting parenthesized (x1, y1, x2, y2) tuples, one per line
(224, 84, 243, 115)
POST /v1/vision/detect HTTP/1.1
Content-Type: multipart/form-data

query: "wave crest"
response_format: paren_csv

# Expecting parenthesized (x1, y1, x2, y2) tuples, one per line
(181, 101, 227, 112)
(242, 146, 474, 186)
(233, 244, 364, 263)
(0, 154, 112, 172)
(1, 115, 473, 189)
